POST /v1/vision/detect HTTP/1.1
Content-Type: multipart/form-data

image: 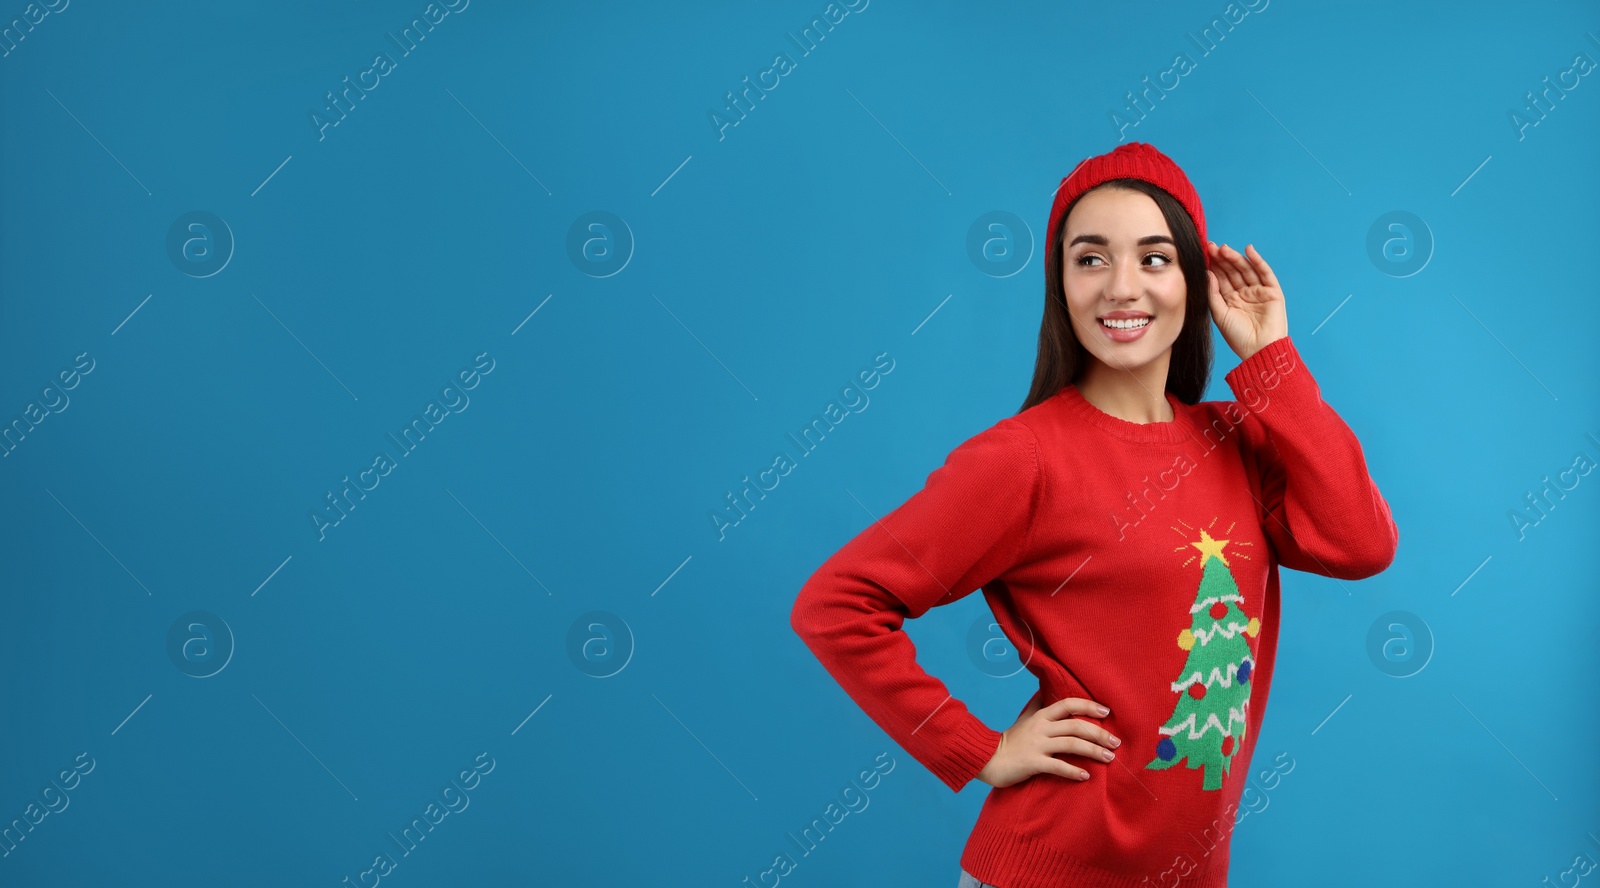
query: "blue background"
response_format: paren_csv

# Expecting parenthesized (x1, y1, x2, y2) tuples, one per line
(2, 1, 1597, 885)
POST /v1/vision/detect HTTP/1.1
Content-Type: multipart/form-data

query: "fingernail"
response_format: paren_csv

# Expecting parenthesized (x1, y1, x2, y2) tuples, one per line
(1109, 736, 1121, 748)
(1096, 705, 1110, 715)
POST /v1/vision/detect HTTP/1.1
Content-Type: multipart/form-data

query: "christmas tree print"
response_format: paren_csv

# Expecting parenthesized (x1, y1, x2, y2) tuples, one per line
(1146, 526, 1261, 791)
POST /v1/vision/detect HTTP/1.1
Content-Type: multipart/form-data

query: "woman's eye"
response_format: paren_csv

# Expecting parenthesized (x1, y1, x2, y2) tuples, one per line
(1077, 253, 1172, 267)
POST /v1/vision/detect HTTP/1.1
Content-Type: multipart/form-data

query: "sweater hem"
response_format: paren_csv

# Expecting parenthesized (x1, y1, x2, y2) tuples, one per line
(960, 816, 1230, 888)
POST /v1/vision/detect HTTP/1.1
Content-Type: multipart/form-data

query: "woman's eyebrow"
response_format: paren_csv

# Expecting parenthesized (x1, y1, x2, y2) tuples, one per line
(1068, 234, 1176, 247)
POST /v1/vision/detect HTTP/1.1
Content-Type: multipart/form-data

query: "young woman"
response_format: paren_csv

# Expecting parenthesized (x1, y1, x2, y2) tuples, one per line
(789, 142, 1399, 888)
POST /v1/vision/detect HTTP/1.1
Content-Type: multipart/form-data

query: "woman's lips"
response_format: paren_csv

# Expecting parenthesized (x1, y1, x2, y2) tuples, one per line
(1099, 316, 1151, 343)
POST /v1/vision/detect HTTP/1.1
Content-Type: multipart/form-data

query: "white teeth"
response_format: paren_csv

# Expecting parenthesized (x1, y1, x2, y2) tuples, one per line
(1101, 317, 1151, 330)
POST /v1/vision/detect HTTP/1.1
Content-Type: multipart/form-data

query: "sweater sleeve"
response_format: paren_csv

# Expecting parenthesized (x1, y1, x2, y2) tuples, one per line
(1224, 335, 1399, 580)
(789, 417, 1041, 793)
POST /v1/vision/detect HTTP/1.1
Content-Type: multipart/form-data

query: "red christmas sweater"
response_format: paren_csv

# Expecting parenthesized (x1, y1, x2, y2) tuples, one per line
(789, 336, 1398, 888)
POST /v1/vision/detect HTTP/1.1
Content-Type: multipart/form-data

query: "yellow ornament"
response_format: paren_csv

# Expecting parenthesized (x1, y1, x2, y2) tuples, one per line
(1246, 617, 1260, 637)
(1177, 628, 1195, 650)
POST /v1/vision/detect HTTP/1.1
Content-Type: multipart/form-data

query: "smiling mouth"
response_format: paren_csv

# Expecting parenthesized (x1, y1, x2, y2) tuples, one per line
(1100, 317, 1151, 330)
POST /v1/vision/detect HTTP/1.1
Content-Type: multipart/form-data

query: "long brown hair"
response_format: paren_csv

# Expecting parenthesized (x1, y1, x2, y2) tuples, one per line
(1018, 178, 1213, 413)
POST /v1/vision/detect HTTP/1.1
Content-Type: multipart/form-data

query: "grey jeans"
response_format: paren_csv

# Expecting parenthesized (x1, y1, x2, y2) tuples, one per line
(958, 869, 999, 888)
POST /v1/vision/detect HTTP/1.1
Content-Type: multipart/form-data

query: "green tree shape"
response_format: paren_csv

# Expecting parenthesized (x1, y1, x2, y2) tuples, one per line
(1146, 530, 1256, 791)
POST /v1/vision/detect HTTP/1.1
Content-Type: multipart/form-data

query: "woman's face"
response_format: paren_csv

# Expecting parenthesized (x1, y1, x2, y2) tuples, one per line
(1059, 186, 1188, 373)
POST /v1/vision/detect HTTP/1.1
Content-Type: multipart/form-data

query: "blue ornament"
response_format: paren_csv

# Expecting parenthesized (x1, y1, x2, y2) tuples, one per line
(1238, 660, 1252, 684)
(1156, 737, 1176, 761)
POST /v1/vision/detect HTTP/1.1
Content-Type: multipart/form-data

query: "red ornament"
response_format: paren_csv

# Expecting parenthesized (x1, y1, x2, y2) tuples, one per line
(1221, 735, 1234, 756)
(1209, 602, 1228, 620)
(1188, 682, 1206, 699)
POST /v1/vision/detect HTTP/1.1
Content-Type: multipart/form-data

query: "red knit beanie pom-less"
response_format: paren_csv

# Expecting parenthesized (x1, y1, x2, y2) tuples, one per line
(1045, 142, 1208, 277)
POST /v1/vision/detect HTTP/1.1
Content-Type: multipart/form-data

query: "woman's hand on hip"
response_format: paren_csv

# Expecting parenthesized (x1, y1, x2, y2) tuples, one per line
(977, 694, 1121, 787)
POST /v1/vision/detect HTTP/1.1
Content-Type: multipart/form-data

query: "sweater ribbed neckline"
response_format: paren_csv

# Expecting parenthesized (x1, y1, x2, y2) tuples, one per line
(1056, 382, 1196, 444)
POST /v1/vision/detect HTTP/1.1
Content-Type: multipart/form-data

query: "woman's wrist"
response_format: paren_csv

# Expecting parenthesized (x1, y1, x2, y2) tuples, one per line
(978, 731, 1006, 786)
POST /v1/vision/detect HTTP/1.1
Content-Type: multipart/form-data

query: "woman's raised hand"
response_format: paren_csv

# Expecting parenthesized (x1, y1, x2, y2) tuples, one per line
(977, 694, 1121, 788)
(1205, 241, 1289, 362)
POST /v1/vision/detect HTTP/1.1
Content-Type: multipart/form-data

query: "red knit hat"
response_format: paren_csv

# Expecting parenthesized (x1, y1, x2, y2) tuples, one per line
(1045, 142, 1208, 277)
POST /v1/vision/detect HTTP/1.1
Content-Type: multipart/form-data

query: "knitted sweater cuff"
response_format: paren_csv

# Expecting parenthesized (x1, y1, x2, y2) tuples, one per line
(1223, 335, 1307, 408)
(933, 717, 1005, 793)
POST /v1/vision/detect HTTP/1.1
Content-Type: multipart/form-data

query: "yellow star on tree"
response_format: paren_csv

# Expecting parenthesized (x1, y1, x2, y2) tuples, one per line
(1190, 528, 1231, 566)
